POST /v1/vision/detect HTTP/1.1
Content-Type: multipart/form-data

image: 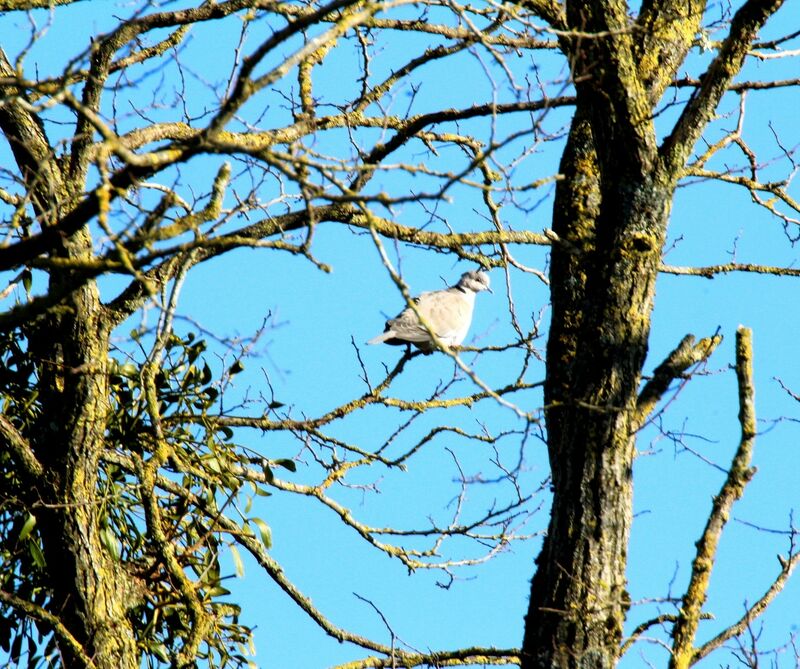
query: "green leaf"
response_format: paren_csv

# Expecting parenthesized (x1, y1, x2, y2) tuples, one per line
(228, 360, 245, 375)
(148, 642, 170, 663)
(249, 517, 272, 549)
(268, 400, 284, 409)
(274, 458, 296, 472)
(229, 545, 245, 578)
(18, 513, 36, 542)
(10, 632, 22, 663)
(206, 585, 231, 597)
(119, 362, 138, 378)
(21, 269, 32, 294)
(0, 615, 12, 652)
(204, 456, 222, 474)
(100, 526, 120, 561)
(27, 540, 46, 569)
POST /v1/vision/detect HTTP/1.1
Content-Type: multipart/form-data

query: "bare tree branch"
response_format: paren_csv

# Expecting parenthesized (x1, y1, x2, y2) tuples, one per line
(0, 588, 97, 669)
(634, 333, 723, 430)
(660, 0, 787, 176)
(693, 550, 800, 663)
(660, 262, 800, 278)
(669, 326, 758, 669)
(0, 415, 43, 480)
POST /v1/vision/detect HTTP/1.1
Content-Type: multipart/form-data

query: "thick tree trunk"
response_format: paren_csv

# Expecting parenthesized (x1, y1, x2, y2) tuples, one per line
(521, 0, 785, 666)
(27, 238, 140, 669)
(0, 51, 140, 664)
(522, 110, 671, 667)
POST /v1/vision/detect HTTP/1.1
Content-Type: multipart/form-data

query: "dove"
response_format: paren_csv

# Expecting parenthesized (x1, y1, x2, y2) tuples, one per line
(367, 270, 491, 353)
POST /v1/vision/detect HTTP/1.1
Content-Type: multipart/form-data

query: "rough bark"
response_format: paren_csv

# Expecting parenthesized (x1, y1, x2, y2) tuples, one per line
(1, 51, 140, 669)
(28, 278, 139, 669)
(522, 112, 670, 669)
(521, 0, 785, 666)
(521, 0, 668, 661)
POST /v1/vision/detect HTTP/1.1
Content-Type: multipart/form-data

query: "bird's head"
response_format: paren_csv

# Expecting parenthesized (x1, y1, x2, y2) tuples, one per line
(458, 270, 492, 294)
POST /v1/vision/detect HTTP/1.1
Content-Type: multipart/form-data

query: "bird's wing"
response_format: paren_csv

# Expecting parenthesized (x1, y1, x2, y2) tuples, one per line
(383, 304, 431, 343)
(420, 289, 473, 343)
(386, 289, 472, 343)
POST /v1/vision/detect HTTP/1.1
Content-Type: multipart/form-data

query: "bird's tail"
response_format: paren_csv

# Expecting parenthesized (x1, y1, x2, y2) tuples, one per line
(366, 331, 393, 345)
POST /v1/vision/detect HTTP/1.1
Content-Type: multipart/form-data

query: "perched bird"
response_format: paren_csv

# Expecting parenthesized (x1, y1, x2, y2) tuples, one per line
(367, 270, 492, 353)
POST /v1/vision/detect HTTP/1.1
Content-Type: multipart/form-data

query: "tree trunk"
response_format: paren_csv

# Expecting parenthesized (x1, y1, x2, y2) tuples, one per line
(27, 236, 140, 669)
(522, 107, 671, 667)
(0, 50, 140, 665)
(520, 0, 785, 663)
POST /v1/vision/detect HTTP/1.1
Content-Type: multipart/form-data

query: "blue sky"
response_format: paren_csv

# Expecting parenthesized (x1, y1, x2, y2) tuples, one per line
(1, 1, 800, 667)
